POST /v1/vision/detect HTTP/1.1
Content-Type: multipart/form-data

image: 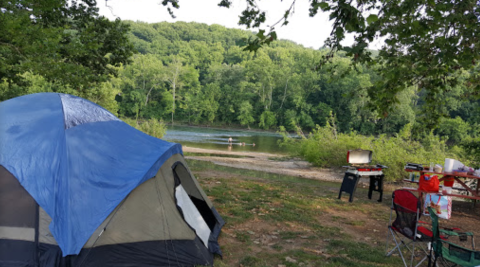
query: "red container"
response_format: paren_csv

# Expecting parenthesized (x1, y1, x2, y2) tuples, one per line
(443, 177, 455, 187)
(419, 174, 439, 192)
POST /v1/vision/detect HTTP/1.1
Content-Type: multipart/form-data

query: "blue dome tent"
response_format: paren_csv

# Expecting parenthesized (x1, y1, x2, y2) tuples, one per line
(0, 93, 224, 266)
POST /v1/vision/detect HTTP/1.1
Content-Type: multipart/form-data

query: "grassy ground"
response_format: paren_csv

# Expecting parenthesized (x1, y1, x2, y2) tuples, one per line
(189, 160, 407, 267)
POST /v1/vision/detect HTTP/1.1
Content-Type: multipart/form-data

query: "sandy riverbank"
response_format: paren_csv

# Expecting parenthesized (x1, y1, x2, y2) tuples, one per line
(183, 146, 345, 182)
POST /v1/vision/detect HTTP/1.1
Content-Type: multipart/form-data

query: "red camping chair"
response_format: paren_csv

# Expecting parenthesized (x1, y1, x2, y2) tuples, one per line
(386, 189, 433, 267)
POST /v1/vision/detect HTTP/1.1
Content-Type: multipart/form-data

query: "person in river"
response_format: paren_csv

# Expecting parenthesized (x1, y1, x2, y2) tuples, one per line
(252, 143, 255, 147)
(228, 136, 233, 144)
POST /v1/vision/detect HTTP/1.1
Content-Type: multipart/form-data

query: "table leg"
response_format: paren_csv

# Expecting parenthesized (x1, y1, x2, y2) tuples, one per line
(476, 180, 479, 206)
(454, 178, 478, 197)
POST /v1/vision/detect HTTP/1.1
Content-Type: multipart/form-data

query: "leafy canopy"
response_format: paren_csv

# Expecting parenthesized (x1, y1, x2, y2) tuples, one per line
(0, 0, 134, 98)
(162, 0, 480, 123)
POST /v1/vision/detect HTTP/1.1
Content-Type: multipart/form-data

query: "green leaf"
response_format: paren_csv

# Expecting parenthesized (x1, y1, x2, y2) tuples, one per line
(218, 0, 232, 8)
(270, 31, 277, 41)
(256, 29, 266, 39)
(366, 14, 378, 24)
(319, 2, 329, 11)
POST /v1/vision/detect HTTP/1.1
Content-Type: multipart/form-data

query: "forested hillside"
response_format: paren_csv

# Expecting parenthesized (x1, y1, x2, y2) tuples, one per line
(114, 21, 478, 142)
(118, 21, 394, 134)
(1, 18, 478, 143)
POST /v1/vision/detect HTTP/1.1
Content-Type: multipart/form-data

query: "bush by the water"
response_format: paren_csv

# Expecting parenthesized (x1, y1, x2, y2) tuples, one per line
(122, 118, 167, 139)
(280, 123, 466, 182)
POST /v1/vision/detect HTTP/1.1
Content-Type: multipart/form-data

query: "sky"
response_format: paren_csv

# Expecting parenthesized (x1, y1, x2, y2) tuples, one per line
(98, 0, 383, 50)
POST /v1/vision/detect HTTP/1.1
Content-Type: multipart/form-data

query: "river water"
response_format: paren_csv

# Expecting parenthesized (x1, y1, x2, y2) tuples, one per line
(163, 125, 288, 154)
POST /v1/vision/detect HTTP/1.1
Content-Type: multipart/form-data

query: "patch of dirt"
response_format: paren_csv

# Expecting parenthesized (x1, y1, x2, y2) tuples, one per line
(219, 219, 330, 265)
(184, 146, 346, 182)
(319, 206, 390, 244)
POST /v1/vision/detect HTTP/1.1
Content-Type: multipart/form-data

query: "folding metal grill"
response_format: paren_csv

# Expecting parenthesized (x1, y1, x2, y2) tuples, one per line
(338, 150, 387, 202)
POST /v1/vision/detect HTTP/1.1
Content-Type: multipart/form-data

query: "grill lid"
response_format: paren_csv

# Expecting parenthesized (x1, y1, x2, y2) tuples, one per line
(347, 149, 372, 164)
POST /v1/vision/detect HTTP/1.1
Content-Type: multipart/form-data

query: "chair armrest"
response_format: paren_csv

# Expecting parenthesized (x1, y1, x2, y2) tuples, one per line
(442, 240, 476, 253)
(440, 228, 474, 237)
(440, 229, 475, 243)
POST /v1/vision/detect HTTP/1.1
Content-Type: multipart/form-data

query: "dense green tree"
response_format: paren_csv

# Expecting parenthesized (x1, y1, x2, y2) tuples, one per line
(205, 64, 248, 125)
(436, 117, 471, 144)
(208, 0, 480, 122)
(189, 83, 220, 124)
(259, 111, 277, 130)
(244, 51, 276, 111)
(163, 57, 184, 124)
(175, 64, 201, 122)
(237, 101, 255, 127)
(0, 0, 134, 96)
(109, 21, 478, 144)
(114, 54, 166, 119)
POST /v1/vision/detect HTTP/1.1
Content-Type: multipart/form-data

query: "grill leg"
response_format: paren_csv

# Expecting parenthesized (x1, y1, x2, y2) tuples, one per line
(378, 175, 384, 202)
(338, 173, 360, 202)
(368, 175, 384, 202)
(368, 176, 374, 200)
(349, 174, 360, 202)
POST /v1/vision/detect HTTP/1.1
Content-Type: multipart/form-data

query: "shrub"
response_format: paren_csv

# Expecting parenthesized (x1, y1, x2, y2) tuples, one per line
(121, 117, 167, 139)
(280, 123, 465, 181)
(259, 110, 277, 130)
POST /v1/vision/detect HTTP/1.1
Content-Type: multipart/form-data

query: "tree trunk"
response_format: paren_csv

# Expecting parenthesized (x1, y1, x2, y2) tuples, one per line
(172, 82, 175, 125)
(268, 85, 273, 110)
(165, 58, 182, 126)
(145, 83, 159, 107)
(279, 78, 289, 110)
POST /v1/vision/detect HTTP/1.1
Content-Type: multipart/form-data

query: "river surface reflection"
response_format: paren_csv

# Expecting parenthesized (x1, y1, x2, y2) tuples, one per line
(163, 125, 289, 154)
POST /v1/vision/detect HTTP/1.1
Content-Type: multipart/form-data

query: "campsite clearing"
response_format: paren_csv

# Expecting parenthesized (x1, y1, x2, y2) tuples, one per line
(186, 149, 480, 267)
(183, 146, 345, 182)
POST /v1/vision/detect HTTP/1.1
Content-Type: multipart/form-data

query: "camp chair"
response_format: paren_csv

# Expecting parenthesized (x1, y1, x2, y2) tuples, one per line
(386, 189, 433, 267)
(427, 207, 480, 267)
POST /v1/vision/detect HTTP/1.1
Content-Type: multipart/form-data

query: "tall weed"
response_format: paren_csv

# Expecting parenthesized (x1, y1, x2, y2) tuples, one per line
(121, 117, 167, 139)
(280, 123, 466, 181)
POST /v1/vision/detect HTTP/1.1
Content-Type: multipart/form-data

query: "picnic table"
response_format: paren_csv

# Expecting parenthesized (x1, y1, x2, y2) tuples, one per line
(403, 169, 480, 201)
